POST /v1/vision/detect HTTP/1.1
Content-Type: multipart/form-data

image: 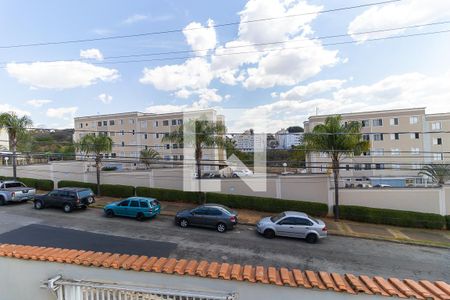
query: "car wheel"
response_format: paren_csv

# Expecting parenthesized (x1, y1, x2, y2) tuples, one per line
(136, 213, 145, 221)
(179, 218, 189, 228)
(87, 197, 94, 204)
(263, 229, 275, 239)
(232, 174, 238, 178)
(63, 203, 72, 213)
(80, 205, 87, 210)
(305, 233, 318, 244)
(0, 197, 5, 206)
(105, 209, 114, 218)
(34, 201, 43, 209)
(216, 222, 227, 233)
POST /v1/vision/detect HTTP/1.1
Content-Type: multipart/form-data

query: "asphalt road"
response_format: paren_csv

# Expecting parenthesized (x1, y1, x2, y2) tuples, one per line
(0, 202, 449, 282)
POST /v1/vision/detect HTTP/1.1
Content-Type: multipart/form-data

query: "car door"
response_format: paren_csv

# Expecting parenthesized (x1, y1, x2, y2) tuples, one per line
(275, 217, 301, 237)
(190, 207, 209, 226)
(294, 218, 314, 238)
(206, 207, 223, 227)
(45, 191, 60, 207)
(115, 200, 130, 216)
(127, 200, 140, 217)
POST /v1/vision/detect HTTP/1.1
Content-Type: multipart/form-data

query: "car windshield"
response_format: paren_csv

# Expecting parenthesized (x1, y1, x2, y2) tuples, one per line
(5, 182, 25, 188)
(270, 212, 286, 223)
(77, 190, 92, 198)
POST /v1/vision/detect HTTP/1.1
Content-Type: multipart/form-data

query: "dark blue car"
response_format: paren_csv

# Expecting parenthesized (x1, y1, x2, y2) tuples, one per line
(103, 197, 161, 221)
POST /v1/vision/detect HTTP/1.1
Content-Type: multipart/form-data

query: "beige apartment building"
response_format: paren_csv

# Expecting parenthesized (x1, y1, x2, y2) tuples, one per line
(73, 109, 226, 171)
(304, 107, 449, 186)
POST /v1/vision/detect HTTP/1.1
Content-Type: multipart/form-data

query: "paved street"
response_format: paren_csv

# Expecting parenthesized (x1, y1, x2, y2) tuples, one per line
(0, 202, 449, 282)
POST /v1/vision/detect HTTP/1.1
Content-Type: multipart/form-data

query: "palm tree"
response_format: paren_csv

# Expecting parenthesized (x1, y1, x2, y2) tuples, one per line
(163, 118, 226, 181)
(0, 112, 33, 179)
(304, 115, 369, 221)
(419, 164, 450, 185)
(140, 148, 160, 169)
(75, 134, 113, 195)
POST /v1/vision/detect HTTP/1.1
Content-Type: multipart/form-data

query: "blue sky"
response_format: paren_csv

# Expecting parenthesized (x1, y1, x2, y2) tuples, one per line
(1, 0, 450, 132)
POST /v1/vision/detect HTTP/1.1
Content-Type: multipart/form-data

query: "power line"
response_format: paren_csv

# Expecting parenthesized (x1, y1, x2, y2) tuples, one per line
(0, 0, 400, 49)
(3, 19, 448, 66)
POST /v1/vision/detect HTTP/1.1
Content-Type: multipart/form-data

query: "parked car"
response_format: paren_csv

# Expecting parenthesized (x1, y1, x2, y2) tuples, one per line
(256, 211, 327, 243)
(103, 197, 161, 221)
(175, 204, 238, 233)
(373, 184, 392, 188)
(232, 169, 253, 178)
(33, 187, 95, 213)
(0, 180, 36, 205)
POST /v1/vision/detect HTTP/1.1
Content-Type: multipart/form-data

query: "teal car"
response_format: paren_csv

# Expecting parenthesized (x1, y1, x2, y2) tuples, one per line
(103, 197, 161, 221)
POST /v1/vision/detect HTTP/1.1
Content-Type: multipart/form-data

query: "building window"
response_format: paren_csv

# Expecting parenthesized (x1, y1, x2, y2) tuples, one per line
(129, 119, 135, 125)
(145, 146, 148, 150)
(163, 155, 171, 161)
(163, 120, 169, 126)
(120, 119, 124, 125)
(361, 120, 369, 127)
(109, 120, 115, 126)
(171, 120, 177, 126)
(373, 133, 383, 141)
(375, 163, 385, 170)
(180, 155, 184, 160)
(156, 133, 160, 139)
(80, 123, 83, 128)
(121, 141, 125, 147)
(372, 148, 384, 156)
(154, 121, 159, 127)
(433, 137, 442, 145)
(172, 144, 178, 149)
(364, 163, 371, 170)
(144, 133, 148, 140)
(390, 133, 399, 140)
(177, 119, 183, 125)
(412, 164, 420, 170)
(431, 122, 442, 130)
(165, 144, 170, 149)
(354, 164, 362, 170)
(411, 148, 420, 155)
(140, 120, 147, 128)
(179, 143, 184, 149)
(433, 153, 443, 161)
(390, 118, 399, 126)
(391, 148, 400, 156)
(362, 134, 370, 141)
(410, 132, 420, 139)
(103, 121, 107, 126)
(410, 116, 419, 124)
(372, 119, 383, 126)
(98, 121, 102, 127)
(392, 164, 400, 169)
(173, 155, 178, 160)
(121, 130, 124, 136)
(132, 130, 135, 135)
(111, 153, 116, 158)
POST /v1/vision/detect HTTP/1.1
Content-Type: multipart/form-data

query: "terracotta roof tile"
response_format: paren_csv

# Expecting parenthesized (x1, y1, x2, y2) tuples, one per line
(0, 243, 448, 300)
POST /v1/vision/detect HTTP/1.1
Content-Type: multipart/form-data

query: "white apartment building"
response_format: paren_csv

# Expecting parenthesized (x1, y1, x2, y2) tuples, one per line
(73, 109, 226, 171)
(304, 107, 449, 184)
(231, 129, 266, 153)
(275, 129, 304, 149)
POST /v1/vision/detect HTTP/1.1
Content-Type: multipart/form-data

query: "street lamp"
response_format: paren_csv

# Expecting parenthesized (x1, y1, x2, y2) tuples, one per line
(282, 162, 287, 173)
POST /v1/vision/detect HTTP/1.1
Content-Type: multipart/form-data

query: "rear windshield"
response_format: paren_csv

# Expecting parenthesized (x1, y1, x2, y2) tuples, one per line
(307, 215, 319, 224)
(270, 212, 286, 223)
(151, 200, 160, 206)
(77, 189, 93, 198)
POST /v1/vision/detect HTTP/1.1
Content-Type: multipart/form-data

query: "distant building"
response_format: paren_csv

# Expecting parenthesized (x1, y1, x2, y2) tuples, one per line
(0, 129, 8, 151)
(275, 129, 304, 149)
(231, 129, 265, 152)
(304, 107, 450, 185)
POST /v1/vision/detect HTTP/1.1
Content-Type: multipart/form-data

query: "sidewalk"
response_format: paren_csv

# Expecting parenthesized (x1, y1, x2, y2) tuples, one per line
(92, 196, 450, 249)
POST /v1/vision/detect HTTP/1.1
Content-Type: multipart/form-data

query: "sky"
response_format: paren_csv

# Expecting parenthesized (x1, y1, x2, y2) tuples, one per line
(1, 0, 450, 132)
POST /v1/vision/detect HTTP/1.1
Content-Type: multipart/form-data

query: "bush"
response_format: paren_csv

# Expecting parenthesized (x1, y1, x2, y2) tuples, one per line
(58, 180, 98, 194)
(136, 187, 204, 204)
(205, 192, 328, 217)
(339, 205, 446, 229)
(100, 184, 134, 198)
(102, 166, 117, 171)
(446, 215, 450, 230)
(14, 177, 54, 191)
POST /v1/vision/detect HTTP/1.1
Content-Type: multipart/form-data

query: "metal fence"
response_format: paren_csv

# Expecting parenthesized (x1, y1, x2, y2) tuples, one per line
(46, 276, 237, 300)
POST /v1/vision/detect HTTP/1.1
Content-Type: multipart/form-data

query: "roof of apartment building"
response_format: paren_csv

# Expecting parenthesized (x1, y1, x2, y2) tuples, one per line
(74, 109, 219, 121)
(306, 107, 427, 122)
(1, 243, 449, 299)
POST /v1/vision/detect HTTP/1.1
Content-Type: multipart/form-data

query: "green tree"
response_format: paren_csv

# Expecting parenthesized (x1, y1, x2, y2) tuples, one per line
(140, 148, 160, 169)
(163, 118, 226, 180)
(287, 126, 304, 133)
(304, 115, 369, 220)
(0, 112, 33, 179)
(419, 164, 450, 185)
(288, 145, 306, 168)
(75, 134, 113, 195)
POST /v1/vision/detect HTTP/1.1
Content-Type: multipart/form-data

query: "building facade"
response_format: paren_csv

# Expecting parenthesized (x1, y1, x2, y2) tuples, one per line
(275, 129, 304, 149)
(74, 109, 226, 171)
(0, 129, 8, 151)
(231, 129, 266, 153)
(304, 107, 449, 184)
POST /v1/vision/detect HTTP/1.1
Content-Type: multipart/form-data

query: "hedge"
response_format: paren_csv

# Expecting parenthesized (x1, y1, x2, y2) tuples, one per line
(58, 180, 98, 194)
(446, 216, 450, 230)
(0, 176, 54, 191)
(205, 192, 328, 217)
(339, 205, 446, 229)
(136, 187, 204, 204)
(99, 184, 135, 198)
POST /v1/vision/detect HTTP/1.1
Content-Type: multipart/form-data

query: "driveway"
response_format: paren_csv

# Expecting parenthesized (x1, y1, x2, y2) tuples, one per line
(0, 202, 449, 281)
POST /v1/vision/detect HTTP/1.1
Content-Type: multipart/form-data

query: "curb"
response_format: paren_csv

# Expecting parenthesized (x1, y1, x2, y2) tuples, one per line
(90, 205, 450, 249)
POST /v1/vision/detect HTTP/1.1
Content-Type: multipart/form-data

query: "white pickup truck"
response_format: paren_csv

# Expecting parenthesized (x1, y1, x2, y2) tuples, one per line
(0, 180, 36, 205)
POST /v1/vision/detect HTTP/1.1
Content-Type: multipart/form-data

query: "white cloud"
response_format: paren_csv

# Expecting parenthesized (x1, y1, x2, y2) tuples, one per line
(80, 48, 104, 61)
(6, 61, 119, 89)
(348, 0, 450, 42)
(139, 58, 212, 91)
(26, 99, 52, 108)
(46, 107, 78, 119)
(279, 79, 346, 100)
(98, 93, 112, 104)
(0, 104, 31, 116)
(183, 19, 217, 55)
(122, 14, 148, 25)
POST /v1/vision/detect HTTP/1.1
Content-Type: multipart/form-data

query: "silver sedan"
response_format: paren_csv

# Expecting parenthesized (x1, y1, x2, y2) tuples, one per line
(256, 211, 327, 243)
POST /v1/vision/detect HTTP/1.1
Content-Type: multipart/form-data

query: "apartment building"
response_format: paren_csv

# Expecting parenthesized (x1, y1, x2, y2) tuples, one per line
(275, 129, 304, 149)
(0, 129, 8, 151)
(73, 109, 226, 171)
(231, 129, 266, 152)
(304, 107, 449, 184)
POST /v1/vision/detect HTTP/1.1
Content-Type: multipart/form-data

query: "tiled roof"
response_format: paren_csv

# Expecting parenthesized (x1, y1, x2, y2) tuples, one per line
(1, 243, 449, 300)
